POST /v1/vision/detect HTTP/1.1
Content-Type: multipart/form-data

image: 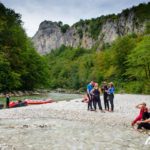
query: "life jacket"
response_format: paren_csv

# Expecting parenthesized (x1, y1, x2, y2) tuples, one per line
(93, 88, 100, 97)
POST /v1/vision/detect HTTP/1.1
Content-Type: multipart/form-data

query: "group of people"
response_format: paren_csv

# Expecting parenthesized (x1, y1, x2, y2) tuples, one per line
(132, 102, 150, 130)
(86, 81, 115, 112)
(85, 80, 150, 131)
(4, 86, 150, 131)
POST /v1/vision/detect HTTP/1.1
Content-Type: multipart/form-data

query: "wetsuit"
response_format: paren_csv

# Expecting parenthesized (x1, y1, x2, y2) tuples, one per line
(91, 88, 102, 110)
(137, 112, 150, 130)
(137, 121, 150, 130)
(6, 96, 10, 108)
(138, 123, 150, 129)
(102, 85, 109, 110)
(108, 87, 115, 111)
(142, 111, 150, 120)
(87, 83, 93, 110)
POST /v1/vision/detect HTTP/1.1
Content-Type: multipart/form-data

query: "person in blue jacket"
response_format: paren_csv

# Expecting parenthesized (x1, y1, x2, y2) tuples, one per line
(108, 82, 115, 112)
(87, 81, 94, 110)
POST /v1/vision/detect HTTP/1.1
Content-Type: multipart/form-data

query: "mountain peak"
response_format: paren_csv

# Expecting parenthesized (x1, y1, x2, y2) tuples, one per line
(39, 20, 59, 30)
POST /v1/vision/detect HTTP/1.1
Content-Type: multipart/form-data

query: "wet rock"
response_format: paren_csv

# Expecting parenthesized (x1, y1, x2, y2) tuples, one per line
(23, 125, 29, 128)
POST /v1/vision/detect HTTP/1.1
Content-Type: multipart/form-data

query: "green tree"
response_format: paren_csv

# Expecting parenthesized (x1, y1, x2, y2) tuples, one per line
(126, 36, 150, 80)
(0, 53, 21, 91)
(0, 2, 50, 91)
(21, 40, 50, 90)
(111, 35, 136, 80)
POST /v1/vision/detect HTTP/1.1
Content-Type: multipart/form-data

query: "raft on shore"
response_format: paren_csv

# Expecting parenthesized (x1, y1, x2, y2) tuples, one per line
(9, 99, 54, 108)
(24, 99, 54, 105)
(9, 101, 28, 108)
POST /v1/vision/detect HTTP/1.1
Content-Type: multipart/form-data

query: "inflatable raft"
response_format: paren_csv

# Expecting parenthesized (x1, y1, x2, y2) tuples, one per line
(25, 99, 54, 105)
(9, 101, 28, 108)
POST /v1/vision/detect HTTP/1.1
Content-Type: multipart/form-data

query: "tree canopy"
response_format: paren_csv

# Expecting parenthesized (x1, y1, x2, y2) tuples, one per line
(45, 32, 150, 94)
(0, 3, 50, 92)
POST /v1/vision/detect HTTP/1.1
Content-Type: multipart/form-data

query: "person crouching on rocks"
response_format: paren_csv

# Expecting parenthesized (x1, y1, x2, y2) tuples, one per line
(131, 102, 149, 126)
(137, 107, 150, 131)
(90, 83, 104, 112)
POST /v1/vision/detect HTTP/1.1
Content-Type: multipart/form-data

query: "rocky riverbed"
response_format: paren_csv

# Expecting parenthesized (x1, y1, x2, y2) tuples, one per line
(0, 94, 150, 150)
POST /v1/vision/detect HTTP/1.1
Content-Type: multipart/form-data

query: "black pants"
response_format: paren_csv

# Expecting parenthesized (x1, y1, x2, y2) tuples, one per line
(109, 94, 114, 111)
(142, 112, 150, 120)
(104, 94, 109, 110)
(6, 99, 9, 108)
(137, 123, 150, 130)
(87, 94, 93, 110)
(93, 95, 102, 110)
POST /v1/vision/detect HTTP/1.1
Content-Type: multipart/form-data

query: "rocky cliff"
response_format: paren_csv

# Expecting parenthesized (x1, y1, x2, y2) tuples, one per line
(32, 3, 150, 54)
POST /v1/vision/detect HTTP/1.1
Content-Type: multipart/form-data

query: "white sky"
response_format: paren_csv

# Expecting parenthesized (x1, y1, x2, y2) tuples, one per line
(1, 0, 149, 37)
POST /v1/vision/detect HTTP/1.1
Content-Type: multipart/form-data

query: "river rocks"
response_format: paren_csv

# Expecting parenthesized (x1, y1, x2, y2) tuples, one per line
(0, 94, 150, 150)
(0, 90, 42, 98)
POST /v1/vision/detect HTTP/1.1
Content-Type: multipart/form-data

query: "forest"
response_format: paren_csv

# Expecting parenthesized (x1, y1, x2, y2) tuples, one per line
(0, 3, 50, 91)
(45, 29, 150, 94)
(0, 2, 150, 94)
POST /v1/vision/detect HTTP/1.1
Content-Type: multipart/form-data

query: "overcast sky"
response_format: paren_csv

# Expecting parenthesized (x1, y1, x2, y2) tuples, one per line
(1, 0, 149, 37)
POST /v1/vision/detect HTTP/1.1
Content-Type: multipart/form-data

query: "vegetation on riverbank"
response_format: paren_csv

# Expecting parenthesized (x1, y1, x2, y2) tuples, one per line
(0, 3, 50, 92)
(45, 31, 150, 94)
(0, 2, 150, 94)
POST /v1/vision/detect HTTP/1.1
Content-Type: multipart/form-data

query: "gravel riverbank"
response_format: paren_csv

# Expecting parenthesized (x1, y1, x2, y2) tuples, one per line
(0, 94, 150, 150)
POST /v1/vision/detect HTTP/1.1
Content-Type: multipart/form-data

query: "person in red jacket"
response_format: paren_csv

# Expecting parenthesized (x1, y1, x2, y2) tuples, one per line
(131, 102, 148, 126)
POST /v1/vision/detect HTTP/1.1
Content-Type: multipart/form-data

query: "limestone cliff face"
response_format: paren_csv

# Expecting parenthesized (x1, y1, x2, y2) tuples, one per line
(32, 7, 147, 54)
(32, 21, 95, 54)
(99, 12, 144, 44)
